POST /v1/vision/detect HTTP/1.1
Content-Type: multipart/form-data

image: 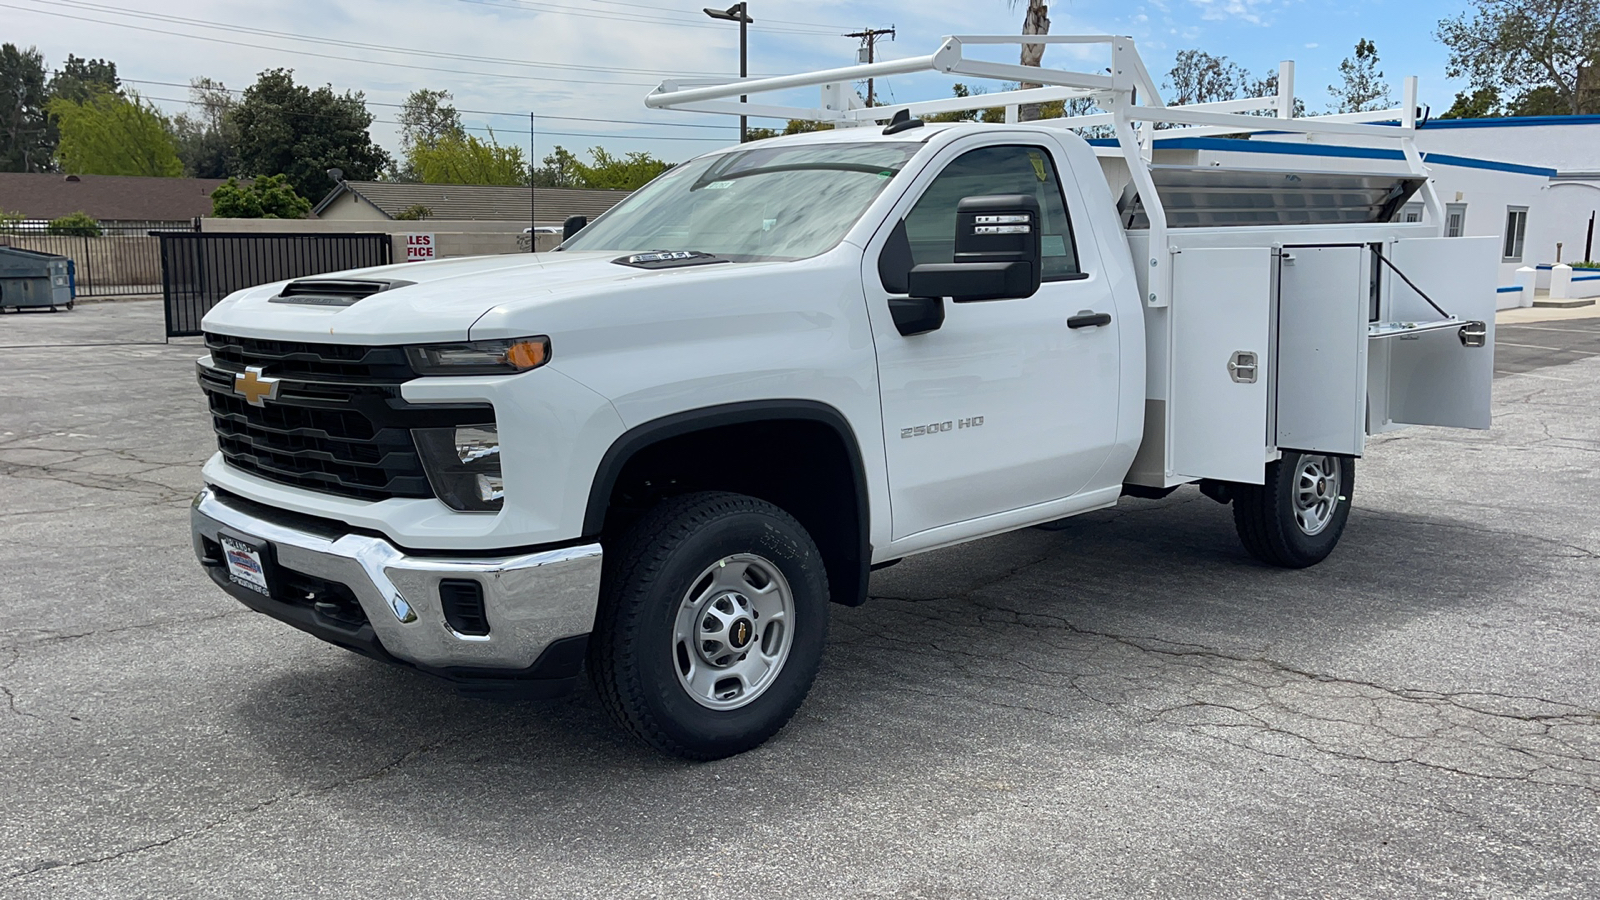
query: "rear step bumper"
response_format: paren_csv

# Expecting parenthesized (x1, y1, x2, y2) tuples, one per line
(190, 486, 602, 696)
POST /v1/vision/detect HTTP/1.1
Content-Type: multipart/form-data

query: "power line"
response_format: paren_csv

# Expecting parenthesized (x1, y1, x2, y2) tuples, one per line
(25, 0, 740, 79)
(456, 0, 844, 36)
(137, 92, 733, 143)
(582, 0, 856, 31)
(0, 2, 655, 87)
(122, 78, 738, 131)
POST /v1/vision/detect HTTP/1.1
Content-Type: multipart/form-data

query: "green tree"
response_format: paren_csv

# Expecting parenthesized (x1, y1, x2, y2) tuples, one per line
(46, 211, 102, 236)
(171, 77, 238, 178)
(47, 55, 119, 105)
(395, 88, 464, 180)
(533, 146, 672, 190)
(1167, 50, 1251, 105)
(1440, 86, 1504, 118)
(1507, 83, 1573, 114)
(49, 90, 183, 177)
(411, 130, 527, 185)
(209, 174, 312, 219)
(229, 69, 392, 201)
(0, 44, 53, 172)
(1438, 0, 1600, 116)
(1330, 39, 1392, 113)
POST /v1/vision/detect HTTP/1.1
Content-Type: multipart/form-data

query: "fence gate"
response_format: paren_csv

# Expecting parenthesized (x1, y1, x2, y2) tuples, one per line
(159, 232, 392, 337)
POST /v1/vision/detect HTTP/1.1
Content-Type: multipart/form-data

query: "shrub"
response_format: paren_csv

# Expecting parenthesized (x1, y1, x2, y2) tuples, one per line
(394, 204, 433, 221)
(210, 174, 312, 219)
(47, 211, 103, 236)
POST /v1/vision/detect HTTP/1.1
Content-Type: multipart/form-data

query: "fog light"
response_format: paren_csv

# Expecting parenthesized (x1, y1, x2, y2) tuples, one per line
(414, 424, 504, 511)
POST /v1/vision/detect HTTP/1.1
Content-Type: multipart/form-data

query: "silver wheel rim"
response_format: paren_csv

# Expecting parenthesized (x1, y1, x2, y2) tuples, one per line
(672, 553, 796, 711)
(1293, 455, 1341, 536)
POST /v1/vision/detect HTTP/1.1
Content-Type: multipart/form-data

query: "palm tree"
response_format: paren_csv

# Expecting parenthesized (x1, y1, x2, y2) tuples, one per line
(1012, 0, 1051, 121)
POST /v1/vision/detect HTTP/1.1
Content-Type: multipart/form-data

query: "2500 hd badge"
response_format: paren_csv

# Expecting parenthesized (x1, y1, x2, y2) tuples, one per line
(902, 416, 984, 438)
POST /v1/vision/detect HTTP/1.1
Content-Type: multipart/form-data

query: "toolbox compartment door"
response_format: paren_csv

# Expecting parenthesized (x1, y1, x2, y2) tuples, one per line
(1169, 247, 1272, 484)
(1371, 237, 1498, 430)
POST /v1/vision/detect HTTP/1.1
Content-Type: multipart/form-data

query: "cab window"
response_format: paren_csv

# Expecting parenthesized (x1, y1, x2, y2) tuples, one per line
(903, 145, 1083, 280)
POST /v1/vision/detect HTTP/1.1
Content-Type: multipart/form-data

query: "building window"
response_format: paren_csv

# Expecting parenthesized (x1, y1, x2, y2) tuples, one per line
(1399, 202, 1424, 224)
(1445, 203, 1466, 238)
(1503, 207, 1528, 262)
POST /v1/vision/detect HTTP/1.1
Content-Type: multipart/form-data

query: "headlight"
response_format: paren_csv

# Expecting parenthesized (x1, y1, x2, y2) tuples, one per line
(413, 424, 504, 511)
(406, 337, 550, 375)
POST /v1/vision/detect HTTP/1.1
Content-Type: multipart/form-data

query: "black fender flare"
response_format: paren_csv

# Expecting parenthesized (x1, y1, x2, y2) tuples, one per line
(583, 399, 872, 606)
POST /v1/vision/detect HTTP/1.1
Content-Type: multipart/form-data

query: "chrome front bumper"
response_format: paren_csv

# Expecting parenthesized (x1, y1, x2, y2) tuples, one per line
(191, 487, 602, 685)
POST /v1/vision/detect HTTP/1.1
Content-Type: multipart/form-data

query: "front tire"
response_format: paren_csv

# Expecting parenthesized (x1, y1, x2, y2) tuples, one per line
(589, 491, 829, 760)
(1232, 451, 1354, 568)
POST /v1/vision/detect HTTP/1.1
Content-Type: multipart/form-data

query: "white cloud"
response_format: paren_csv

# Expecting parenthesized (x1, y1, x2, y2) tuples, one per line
(1184, 0, 1277, 26)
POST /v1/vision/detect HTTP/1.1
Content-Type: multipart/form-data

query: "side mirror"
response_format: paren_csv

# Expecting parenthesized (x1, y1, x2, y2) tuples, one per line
(907, 194, 1042, 302)
(562, 215, 588, 241)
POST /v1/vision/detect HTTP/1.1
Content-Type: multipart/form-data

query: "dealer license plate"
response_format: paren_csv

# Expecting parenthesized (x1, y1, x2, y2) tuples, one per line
(220, 535, 271, 597)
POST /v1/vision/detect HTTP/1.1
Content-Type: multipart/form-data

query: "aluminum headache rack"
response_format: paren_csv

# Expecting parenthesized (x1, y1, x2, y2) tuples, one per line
(646, 34, 1443, 308)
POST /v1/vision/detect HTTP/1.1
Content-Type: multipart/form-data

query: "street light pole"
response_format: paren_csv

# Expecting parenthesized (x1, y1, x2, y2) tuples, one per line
(704, 2, 753, 142)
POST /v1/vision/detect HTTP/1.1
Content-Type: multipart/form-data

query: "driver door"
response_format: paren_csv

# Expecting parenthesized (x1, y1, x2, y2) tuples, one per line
(863, 138, 1122, 543)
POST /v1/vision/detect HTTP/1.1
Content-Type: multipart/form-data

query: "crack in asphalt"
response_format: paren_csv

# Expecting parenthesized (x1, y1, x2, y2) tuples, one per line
(844, 596, 1600, 795)
(0, 610, 252, 661)
(2, 735, 464, 882)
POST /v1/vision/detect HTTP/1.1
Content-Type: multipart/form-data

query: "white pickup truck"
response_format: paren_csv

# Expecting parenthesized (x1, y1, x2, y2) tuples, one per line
(190, 36, 1495, 759)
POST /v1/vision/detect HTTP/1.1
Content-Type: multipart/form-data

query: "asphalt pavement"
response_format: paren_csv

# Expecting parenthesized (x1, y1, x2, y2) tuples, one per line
(2, 302, 1597, 898)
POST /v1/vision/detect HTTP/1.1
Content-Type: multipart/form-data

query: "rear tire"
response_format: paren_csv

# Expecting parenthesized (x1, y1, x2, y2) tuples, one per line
(1232, 451, 1354, 568)
(589, 491, 829, 760)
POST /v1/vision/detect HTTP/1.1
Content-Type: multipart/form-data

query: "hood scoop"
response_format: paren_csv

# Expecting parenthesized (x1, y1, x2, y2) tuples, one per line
(611, 251, 729, 270)
(270, 278, 415, 307)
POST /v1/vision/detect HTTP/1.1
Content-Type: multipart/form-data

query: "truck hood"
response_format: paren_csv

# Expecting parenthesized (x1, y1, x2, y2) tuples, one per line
(199, 251, 724, 343)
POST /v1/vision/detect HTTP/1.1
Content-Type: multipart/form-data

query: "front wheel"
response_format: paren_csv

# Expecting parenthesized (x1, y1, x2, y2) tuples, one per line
(1231, 451, 1354, 568)
(589, 491, 829, 760)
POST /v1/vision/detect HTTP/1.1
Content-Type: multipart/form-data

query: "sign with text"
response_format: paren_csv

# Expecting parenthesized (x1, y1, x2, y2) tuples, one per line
(404, 233, 436, 262)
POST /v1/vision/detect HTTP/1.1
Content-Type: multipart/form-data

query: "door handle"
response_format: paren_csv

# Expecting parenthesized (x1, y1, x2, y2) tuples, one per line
(1067, 311, 1112, 329)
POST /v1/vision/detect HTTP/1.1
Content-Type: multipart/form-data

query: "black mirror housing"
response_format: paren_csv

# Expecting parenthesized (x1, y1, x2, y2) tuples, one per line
(907, 194, 1043, 302)
(562, 215, 588, 241)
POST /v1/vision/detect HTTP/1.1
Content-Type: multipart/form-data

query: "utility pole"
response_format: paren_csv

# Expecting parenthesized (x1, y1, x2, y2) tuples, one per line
(844, 26, 895, 107)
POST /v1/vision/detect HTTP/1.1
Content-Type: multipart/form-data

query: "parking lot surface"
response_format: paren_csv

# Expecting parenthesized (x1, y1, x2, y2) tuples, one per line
(2, 302, 1598, 898)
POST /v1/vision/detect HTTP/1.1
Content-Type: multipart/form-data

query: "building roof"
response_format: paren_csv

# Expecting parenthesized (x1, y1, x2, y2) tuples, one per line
(0, 172, 230, 221)
(315, 180, 632, 222)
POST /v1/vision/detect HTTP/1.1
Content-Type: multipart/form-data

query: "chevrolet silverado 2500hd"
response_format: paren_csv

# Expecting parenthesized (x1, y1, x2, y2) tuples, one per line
(190, 36, 1495, 758)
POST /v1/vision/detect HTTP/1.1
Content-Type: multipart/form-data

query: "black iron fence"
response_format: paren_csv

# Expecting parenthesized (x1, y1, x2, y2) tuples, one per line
(158, 232, 393, 337)
(0, 220, 195, 298)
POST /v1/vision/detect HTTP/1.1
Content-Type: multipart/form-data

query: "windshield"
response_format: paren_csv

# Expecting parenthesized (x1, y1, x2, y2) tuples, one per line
(561, 142, 921, 262)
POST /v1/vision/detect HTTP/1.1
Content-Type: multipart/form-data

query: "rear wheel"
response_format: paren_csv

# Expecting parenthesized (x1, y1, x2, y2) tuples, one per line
(589, 491, 829, 760)
(1232, 451, 1354, 568)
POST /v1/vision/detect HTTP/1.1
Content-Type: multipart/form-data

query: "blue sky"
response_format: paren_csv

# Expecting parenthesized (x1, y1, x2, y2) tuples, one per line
(5, 0, 1478, 166)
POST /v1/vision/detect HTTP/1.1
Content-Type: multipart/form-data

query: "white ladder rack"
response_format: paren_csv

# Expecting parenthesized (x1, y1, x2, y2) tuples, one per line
(645, 34, 1442, 308)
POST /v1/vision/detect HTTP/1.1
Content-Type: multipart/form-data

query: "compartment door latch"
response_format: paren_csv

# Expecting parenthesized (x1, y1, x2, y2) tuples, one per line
(1227, 351, 1259, 384)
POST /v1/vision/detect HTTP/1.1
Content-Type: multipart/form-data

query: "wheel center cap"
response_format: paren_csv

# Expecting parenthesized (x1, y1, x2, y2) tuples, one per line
(729, 617, 755, 649)
(1317, 478, 1327, 496)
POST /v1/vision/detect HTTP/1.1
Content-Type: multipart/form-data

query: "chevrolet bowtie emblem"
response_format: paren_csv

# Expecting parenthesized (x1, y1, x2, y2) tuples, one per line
(234, 366, 280, 407)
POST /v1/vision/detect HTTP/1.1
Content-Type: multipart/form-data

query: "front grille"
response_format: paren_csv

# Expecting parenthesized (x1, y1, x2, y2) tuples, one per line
(205, 332, 415, 381)
(201, 333, 491, 502)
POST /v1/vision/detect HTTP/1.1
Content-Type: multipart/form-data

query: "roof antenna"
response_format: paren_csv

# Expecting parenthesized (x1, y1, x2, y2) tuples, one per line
(882, 108, 924, 135)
